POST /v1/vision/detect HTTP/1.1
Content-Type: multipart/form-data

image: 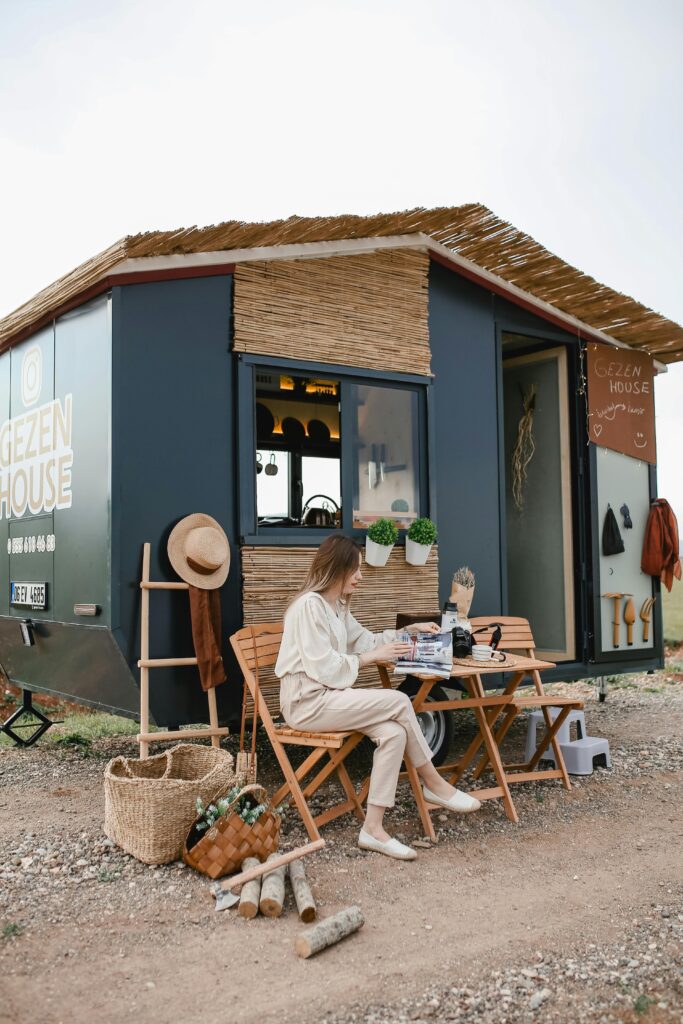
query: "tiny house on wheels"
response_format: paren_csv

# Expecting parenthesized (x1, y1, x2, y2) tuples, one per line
(0, 205, 681, 752)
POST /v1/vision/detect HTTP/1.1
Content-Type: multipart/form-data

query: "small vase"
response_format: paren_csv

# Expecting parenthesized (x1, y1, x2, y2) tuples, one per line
(365, 537, 393, 567)
(405, 538, 432, 566)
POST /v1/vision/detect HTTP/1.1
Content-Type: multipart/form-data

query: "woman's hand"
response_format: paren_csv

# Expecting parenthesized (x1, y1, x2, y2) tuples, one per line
(406, 622, 441, 635)
(360, 639, 414, 667)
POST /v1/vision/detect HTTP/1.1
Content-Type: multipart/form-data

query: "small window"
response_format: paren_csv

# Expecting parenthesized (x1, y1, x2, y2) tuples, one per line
(255, 372, 341, 528)
(351, 384, 421, 529)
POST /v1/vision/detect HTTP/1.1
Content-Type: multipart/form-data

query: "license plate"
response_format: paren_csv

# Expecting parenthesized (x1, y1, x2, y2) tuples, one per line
(10, 581, 47, 610)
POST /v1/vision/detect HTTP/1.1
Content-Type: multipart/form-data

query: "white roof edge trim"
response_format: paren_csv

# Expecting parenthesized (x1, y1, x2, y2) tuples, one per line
(111, 233, 667, 372)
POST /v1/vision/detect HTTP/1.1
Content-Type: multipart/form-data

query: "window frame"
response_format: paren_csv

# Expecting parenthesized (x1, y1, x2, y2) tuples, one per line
(237, 353, 432, 545)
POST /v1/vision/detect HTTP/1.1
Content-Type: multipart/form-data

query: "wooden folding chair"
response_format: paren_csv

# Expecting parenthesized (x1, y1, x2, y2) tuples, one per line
(230, 624, 368, 842)
(450, 616, 583, 792)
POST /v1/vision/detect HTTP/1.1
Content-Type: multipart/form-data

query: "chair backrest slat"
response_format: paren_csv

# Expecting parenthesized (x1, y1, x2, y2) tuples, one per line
(469, 616, 535, 653)
(230, 623, 285, 730)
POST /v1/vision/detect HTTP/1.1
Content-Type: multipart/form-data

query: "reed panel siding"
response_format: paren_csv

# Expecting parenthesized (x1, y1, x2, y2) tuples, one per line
(233, 249, 431, 375)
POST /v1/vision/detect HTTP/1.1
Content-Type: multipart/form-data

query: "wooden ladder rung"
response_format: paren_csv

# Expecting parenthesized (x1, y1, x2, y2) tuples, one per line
(138, 657, 198, 669)
(137, 728, 230, 743)
(141, 581, 189, 591)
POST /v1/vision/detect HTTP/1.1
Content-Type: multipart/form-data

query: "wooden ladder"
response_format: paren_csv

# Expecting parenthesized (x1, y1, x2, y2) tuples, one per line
(137, 541, 230, 757)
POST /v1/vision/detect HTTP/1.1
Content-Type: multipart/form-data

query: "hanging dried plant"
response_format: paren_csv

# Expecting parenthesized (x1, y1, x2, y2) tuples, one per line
(511, 385, 537, 511)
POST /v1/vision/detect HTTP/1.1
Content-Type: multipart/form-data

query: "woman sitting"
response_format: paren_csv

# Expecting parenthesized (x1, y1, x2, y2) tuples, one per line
(275, 535, 480, 860)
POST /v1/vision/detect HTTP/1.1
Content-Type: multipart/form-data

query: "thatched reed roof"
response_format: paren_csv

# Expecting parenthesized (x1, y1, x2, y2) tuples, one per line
(2, 204, 682, 362)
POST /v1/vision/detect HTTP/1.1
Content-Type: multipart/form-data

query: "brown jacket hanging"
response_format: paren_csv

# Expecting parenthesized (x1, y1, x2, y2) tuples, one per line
(188, 586, 228, 690)
(641, 499, 681, 593)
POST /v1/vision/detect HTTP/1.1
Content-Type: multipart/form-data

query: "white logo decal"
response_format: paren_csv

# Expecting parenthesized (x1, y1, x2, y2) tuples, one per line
(21, 346, 43, 407)
(0, 395, 74, 520)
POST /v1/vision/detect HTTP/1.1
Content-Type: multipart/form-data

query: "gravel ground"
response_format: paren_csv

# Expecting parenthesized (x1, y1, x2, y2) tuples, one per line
(1, 658, 681, 1024)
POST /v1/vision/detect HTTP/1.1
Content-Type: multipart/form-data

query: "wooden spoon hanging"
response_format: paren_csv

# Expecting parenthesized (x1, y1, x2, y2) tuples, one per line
(623, 597, 636, 646)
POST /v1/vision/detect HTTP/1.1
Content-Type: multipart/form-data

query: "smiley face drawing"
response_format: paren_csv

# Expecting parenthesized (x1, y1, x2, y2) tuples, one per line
(634, 432, 648, 449)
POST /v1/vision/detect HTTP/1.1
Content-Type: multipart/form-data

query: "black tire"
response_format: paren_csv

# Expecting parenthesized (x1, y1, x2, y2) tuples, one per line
(398, 676, 455, 767)
(599, 691, 606, 703)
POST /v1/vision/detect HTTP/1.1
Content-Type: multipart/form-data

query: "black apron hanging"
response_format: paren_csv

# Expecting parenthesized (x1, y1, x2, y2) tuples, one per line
(602, 504, 625, 556)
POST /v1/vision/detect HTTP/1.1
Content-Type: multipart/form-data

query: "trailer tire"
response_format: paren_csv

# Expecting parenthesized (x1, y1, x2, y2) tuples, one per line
(398, 677, 454, 767)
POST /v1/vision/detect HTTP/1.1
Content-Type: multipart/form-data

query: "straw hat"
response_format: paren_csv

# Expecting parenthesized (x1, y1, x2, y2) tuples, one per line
(167, 514, 230, 589)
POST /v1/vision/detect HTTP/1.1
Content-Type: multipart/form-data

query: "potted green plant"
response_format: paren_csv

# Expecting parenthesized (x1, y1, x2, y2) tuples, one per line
(405, 517, 437, 565)
(365, 517, 399, 567)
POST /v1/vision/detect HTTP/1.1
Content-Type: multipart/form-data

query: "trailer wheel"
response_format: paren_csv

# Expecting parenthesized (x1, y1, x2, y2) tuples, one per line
(398, 677, 454, 767)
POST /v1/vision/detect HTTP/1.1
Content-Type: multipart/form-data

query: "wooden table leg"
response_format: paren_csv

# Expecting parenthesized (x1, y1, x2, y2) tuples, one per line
(472, 704, 518, 823)
(540, 704, 572, 789)
(465, 674, 518, 823)
(530, 705, 573, 787)
(472, 706, 518, 780)
(404, 753, 436, 842)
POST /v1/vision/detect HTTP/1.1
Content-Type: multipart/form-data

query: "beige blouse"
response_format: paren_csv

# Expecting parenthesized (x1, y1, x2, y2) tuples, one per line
(274, 591, 397, 691)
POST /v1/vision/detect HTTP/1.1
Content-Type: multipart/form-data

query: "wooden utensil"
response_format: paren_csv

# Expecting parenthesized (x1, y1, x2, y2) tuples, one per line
(623, 597, 636, 645)
(640, 596, 656, 642)
(602, 593, 632, 648)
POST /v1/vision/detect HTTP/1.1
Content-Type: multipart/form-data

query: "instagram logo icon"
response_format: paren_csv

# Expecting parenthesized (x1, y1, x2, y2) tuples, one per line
(21, 345, 42, 407)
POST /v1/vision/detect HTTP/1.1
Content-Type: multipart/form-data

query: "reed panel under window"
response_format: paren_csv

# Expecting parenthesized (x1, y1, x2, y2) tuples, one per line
(239, 544, 439, 713)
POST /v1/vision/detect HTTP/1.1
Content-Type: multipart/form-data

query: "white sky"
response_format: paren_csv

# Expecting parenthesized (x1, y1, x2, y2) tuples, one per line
(1, 0, 681, 512)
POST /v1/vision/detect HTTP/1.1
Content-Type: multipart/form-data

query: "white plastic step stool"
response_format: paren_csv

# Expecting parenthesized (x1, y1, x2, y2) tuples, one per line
(524, 707, 586, 763)
(558, 735, 612, 775)
(525, 707, 611, 776)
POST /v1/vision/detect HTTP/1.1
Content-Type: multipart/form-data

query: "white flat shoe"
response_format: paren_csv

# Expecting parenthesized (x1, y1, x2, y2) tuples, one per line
(423, 785, 481, 813)
(358, 830, 417, 860)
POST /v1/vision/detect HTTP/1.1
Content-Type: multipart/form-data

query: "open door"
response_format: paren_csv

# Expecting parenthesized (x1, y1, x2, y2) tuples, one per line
(503, 346, 576, 661)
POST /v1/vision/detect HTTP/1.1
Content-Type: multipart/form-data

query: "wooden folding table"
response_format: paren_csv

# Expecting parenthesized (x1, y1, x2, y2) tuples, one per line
(376, 654, 573, 841)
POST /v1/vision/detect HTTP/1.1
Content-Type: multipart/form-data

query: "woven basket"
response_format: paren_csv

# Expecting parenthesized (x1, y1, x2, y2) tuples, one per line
(104, 743, 237, 865)
(182, 783, 280, 879)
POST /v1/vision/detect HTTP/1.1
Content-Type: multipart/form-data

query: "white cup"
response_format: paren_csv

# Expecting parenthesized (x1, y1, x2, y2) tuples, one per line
(471, 644, 505, 663)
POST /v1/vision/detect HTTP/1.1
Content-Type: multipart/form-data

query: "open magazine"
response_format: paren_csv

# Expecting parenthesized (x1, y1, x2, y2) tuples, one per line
(393, 630, 453, 680)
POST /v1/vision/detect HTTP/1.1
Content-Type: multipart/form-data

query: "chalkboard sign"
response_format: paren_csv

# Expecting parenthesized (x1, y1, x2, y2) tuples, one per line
(587, 343, 656, 464)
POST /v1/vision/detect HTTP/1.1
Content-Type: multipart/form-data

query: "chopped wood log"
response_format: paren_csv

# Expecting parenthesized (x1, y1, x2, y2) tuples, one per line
(238, 858, 262, 919)
(259, 853, 286, 918)
(295, 906, 364, 958)
(289, 858, 316, 923)
(219, 839, 325, 892)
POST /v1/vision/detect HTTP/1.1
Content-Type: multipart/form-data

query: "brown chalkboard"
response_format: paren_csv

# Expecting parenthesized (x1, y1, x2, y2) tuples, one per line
(587, 343, 656, 464)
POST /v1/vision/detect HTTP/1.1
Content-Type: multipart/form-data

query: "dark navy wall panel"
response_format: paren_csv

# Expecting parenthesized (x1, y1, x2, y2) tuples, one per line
(428, 263, 503, 615)
(111, 276, 240, 725)
(493, 293, 578, 345)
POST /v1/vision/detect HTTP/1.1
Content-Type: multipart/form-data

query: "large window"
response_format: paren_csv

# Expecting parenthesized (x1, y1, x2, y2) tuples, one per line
(240, 359, 428, 539)
(350, 384, 420, 529)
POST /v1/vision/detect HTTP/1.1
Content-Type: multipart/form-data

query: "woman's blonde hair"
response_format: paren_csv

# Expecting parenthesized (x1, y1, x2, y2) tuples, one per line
(291, 535, 362, 607)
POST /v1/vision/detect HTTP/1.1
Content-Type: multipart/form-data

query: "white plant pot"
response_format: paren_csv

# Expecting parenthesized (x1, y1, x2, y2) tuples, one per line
(365, 537, 394, 567)
(405, 538, 433, 566)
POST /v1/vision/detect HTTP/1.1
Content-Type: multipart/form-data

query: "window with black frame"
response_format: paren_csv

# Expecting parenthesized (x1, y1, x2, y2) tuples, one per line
(349, 382, 421, 530)
(249, 364, 426, 535)
(256, 372, 342, 528)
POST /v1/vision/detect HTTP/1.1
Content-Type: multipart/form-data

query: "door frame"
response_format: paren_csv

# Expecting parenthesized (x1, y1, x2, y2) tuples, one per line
(502, 346, 576, 662)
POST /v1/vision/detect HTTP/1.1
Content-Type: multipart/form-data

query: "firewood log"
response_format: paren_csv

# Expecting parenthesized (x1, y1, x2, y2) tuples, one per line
(289, 858, 316, 922)
(295, 906, 364, 958)
(259, 853, 286, 918)
(238, 858, 262, 919)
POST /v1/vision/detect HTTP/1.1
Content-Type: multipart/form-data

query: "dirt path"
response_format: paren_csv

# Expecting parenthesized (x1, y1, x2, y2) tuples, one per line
(1, 676, 682, 1024)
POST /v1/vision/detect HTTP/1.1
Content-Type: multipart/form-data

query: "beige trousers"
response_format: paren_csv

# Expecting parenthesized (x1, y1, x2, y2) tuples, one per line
(280, 673, 433, 808)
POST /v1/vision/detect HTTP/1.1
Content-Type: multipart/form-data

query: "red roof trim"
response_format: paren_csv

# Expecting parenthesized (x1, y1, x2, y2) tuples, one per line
(0, 265, 236, 352)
